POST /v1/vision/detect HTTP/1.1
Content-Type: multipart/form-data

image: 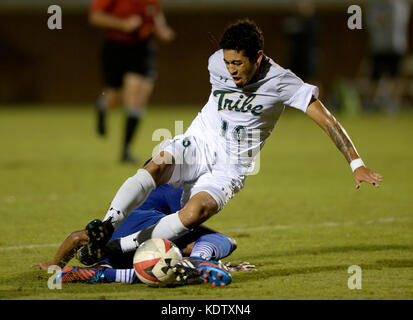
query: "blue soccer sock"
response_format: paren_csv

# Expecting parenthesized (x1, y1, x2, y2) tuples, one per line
(190, 233, 236, 261)
(103, 268, 136, 284)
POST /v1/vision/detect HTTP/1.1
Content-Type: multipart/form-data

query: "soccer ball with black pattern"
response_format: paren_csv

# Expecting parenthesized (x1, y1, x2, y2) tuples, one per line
(133, 238, 182, 287)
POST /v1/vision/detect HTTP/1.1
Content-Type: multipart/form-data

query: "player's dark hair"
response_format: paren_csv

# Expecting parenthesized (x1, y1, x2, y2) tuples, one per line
(219, 19, 264, 61)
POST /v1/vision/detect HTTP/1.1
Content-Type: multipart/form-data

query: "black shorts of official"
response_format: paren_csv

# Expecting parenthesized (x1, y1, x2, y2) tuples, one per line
(101, 39, 157, 88)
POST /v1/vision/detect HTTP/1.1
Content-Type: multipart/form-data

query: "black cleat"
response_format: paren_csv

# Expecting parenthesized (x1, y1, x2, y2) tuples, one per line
(85, 219, 114, 246)
(121, 152, 140, 164)
(83, 219, 114, 264)
(76, 244, 105, 266)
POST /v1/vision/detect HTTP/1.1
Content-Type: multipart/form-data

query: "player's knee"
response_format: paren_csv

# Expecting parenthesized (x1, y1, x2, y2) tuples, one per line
(181, 242, 194, 257)
(198, 205, 217, 222)
(179, 194, 218, 228)
(180, 209, 214, 229)
(144, 152, 175, 185)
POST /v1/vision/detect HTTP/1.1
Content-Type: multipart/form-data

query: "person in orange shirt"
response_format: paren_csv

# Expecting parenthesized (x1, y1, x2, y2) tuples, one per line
(89, 0, 175, 163)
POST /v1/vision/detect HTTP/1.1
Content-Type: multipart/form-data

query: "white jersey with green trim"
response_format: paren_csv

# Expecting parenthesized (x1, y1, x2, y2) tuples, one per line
(185, 49, 319, 172)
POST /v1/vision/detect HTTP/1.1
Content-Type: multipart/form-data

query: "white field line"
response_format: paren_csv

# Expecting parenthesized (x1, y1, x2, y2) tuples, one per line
(0, 243, 60, 251)
(0, 217, 410, 252)
(226, 216, 410, 233)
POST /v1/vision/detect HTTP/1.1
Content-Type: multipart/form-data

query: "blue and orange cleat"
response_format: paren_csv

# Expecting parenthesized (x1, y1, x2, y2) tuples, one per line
(173, 257, 232, 287)
(57, 266, 106, 284)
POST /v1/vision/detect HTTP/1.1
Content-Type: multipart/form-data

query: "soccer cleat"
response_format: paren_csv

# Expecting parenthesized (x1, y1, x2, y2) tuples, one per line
(173, 257, 232, 287)
(76, 244, 105, 266)
(83, 219, 115, 265)
(85, 219, 114, 246)
(57, 266, 106, 284)
(121, 151, 140, 164)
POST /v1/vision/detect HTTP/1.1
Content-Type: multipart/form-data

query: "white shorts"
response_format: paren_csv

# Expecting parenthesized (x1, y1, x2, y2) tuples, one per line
(159, 134, 248, 212)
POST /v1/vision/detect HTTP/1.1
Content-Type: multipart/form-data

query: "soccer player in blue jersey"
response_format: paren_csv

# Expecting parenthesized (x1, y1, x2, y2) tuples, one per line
(34, 184, 236, 286)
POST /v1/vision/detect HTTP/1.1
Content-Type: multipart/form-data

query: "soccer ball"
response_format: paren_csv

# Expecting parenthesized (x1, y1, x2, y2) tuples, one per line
(133, 238, 182, 287)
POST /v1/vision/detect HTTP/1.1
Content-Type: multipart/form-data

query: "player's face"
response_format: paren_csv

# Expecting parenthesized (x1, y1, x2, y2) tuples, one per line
(223, 49, 263, 87)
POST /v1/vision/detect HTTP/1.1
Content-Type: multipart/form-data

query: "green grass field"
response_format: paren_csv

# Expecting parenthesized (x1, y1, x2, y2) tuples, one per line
(1, 104, 412, 300)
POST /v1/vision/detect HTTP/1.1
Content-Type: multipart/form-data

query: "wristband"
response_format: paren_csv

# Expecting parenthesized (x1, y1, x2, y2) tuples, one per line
(350, 158, 365, 172)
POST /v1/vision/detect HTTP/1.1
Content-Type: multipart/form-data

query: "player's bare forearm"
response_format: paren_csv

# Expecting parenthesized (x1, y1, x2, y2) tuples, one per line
(51, 230, 87, 268)
(32, 230, 87, 270)
(306, 98, 359, 163)
(324, 119, 359, 163)
(306, 98, 383, 188)
(53, 231, 88, 268)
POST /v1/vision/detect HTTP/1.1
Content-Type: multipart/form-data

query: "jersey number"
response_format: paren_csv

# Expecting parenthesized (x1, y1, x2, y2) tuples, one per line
(221, 120, 247, 142)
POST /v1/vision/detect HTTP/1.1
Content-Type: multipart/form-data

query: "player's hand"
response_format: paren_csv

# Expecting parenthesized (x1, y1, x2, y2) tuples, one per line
(32, 261, 55, 270)
(354, 166, 382, 189)
(224, 261, 257, 272)
(122, 15, 142, 33)
(156, 27, 176, 42)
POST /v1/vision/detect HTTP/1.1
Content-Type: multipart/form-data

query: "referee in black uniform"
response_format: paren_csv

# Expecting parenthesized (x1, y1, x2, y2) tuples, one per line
(89, 0, 175, 163)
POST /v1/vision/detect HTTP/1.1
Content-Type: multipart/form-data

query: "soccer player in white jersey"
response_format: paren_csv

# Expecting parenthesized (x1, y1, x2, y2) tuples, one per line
(85, 19, 382, 269)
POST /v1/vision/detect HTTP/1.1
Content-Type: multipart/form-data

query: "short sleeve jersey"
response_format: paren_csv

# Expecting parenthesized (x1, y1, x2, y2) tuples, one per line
(90, 0, 162, 43)
(186, 49, 319, 168)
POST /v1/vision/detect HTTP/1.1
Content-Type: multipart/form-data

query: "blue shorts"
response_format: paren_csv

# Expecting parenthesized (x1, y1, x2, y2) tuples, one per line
(110, 209, 166, 241)
(101, 184, 183, 268)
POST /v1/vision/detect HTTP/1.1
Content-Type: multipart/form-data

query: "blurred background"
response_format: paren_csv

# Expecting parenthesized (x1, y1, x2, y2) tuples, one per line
(1, 0, 412, 114)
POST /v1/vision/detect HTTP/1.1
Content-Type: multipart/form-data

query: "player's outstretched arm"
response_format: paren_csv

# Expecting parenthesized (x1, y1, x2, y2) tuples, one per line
(305, 98, 382, 189)
(32, 230, 88, 270)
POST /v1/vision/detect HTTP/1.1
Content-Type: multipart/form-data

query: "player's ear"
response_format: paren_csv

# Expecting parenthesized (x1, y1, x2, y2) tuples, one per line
(255, 50, 263, 65)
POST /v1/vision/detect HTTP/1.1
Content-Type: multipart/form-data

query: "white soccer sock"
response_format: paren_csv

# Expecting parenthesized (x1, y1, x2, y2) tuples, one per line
(103, 169, 156, 229)
(190, 242, 215, 259)
(151, 212, 190, 239)
(115, 268, 136, 284)
(119, 212, 190, 253)
(120, 234, 140, 253)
